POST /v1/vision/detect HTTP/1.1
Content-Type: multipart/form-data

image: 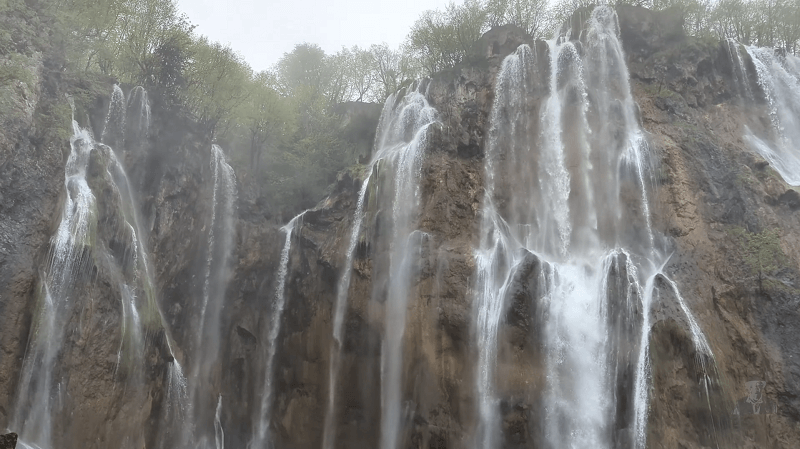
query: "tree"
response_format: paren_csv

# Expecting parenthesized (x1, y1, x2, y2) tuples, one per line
(369, 43, 403, 100)
(145, 27, 193, 112)
(405, 9, 463, 74)
(446, 0, 489, 56)
(183, 37, 250, 140)
(275, 43, 329, 98)
(485, 0, 552, 38)
(346, 46, 377, 102)
(238, 71, 294, 174)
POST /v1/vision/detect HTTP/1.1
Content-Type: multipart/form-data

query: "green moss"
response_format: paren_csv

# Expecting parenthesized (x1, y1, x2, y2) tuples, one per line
(343, 162, 369, 182)
(0, 53, 33, 87)
(729, 226, 789, 293)
(735, 170, 756, 189)
(641, 80, 678, 100)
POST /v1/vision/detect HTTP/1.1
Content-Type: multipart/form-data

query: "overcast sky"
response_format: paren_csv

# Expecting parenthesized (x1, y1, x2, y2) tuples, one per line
(177, 0, 453, 72)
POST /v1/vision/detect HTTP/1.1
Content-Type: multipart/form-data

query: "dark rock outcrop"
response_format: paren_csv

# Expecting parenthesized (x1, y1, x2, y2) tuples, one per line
(0, 433, 17, 449)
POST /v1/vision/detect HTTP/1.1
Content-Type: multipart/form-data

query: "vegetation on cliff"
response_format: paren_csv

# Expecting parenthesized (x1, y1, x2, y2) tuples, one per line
(1, 0, 799, 213)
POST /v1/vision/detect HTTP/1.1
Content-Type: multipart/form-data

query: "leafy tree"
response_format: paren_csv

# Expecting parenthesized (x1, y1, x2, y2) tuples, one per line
(446, 0, 489, 56)
(238, 71, 294, 174)
(369, 43, 403, 100)
(485, 0, 552, 38)
(344, 46, 377, 102)
(183, 37, 250, 140)
(275, 43, 328, 98)
(144, 27, 193, 112)
(405, 9, 464, 74)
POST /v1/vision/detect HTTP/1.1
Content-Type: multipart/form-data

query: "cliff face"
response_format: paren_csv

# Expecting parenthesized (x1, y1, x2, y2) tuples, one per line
(1, 5, 800, 449)
(262, 6, 800, 449)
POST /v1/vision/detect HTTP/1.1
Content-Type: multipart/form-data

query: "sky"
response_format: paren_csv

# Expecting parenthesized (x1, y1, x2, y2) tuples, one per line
(177, 0, 454, 72)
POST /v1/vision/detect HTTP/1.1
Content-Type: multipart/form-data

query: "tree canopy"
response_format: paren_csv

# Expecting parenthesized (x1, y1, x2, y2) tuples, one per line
(2, 0, 800, 217)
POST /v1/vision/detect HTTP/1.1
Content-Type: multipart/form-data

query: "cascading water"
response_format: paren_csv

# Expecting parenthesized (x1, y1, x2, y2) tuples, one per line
(472, 7, 715, 449)
(181, 144, 238, 449)
(321, 168, 372, 449)
(126, 86, 151, 148)
(101, 84, 126, 151)
(742, 46, 800, 185)
(11, 88, 171, 448)
(724, 39, 754, 101)
(321, 84, 438, 449)
(252, 210, 305, 449)
(11, 87, 184, 449)
(11, 117, 97, 449)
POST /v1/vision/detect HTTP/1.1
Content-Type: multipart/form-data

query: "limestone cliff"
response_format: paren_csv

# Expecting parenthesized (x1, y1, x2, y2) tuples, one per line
(0, 5, 799, 449)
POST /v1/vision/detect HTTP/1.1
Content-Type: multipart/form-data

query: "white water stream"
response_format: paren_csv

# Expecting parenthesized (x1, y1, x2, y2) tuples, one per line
(744, 46, 800, 185)
(472, 7, 715, 449)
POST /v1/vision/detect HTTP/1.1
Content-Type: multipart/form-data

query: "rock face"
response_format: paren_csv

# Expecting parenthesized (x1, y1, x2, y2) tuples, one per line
(1, 4, 800, 449)
(0, 433, 17, 449)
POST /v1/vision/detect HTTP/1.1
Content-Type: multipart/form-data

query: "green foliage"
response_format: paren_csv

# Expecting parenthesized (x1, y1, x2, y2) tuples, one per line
(5, 0, 800, 220)
(404, 3, 486, 75)
(0, 52, 32, 86)
(182, 37, 250, 139)
(486, 0, 552, 37)
(731, 227, 786, 291)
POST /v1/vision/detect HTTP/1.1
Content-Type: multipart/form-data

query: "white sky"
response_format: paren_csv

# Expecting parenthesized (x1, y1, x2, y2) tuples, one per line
(177, 0, 454, 72)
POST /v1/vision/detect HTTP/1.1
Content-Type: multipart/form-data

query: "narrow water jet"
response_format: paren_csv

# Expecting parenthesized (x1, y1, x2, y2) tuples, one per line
(321, 171, 372, 449)
(215, 395, 225, 449)
(252, 211, 305, 449)
(181, 144, 238, 449)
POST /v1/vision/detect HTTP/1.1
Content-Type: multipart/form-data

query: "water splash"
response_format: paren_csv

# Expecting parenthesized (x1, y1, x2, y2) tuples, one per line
(252, 211, 305, 449)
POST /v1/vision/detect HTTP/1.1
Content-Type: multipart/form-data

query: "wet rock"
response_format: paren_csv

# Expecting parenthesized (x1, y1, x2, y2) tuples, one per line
(617, 5, 685, 62)
(0, 433, 17, 449)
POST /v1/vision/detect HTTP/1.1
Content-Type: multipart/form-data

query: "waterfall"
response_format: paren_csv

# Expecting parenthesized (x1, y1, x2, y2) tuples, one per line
(472, 6, 713, 448)
(126, 86, 151, 141)
(11, 87, 168, 448)
(321, 84, 438, 449)
(724, 39, 754, 101)
(101, 84, 126, 151)
(743, 46, 800, 185)
(252, 210, 305, 449)
(11, 87, 183, 449)
(375, 89, 437, 449)
(321, 169, 372, 449)
(11, 121, 96, 449)
(181, 144, 238, 448)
